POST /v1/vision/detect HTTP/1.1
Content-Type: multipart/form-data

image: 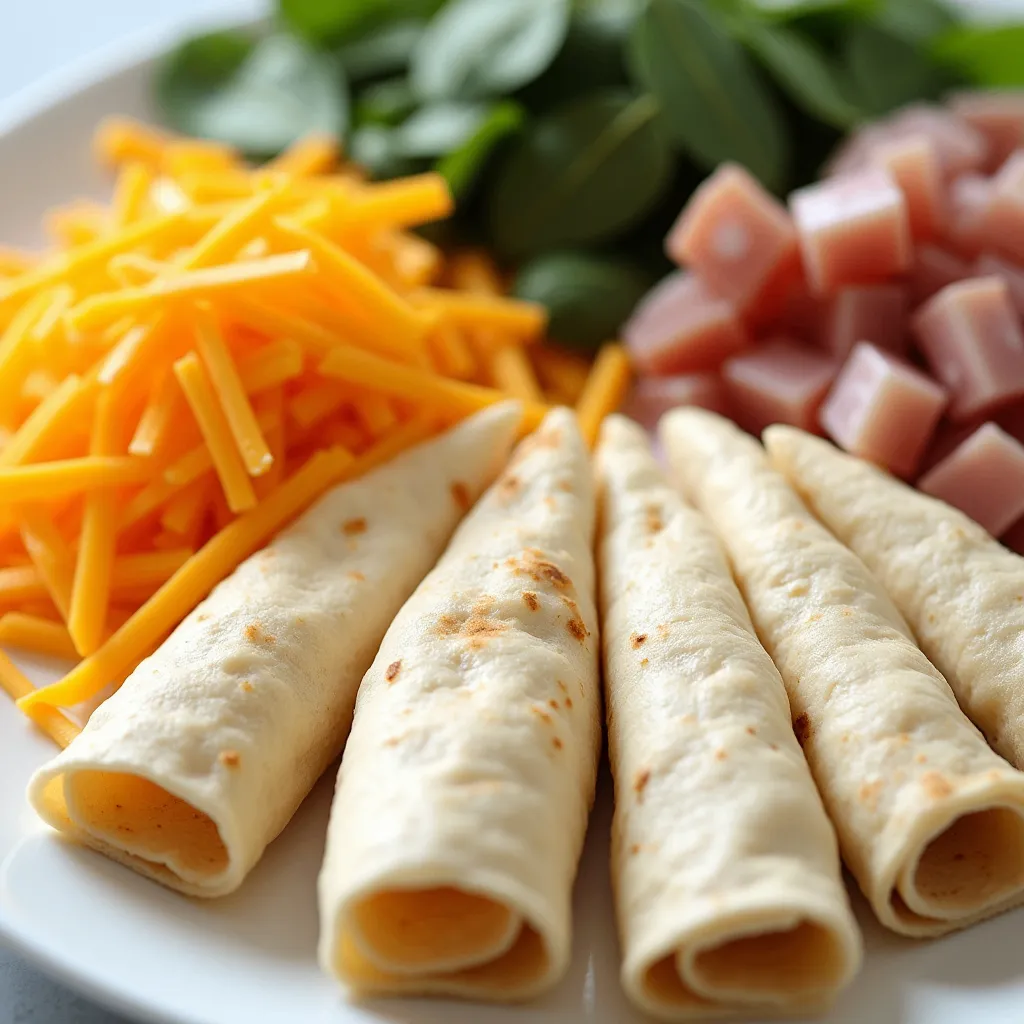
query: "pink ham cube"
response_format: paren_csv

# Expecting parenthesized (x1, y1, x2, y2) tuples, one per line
(981, 150, 1024, 263)
(889, 105, 989, 178)
(908, 244, 972, 304)
(622, 373, 728, 431)
(623, 271, 747, 375)
(790, 168, 911, 295)
(949, 91, 1024, 170)
(912, 276, 1024, 421)
(822, 284, 907, 358)
(976, 252, 1024, 317)
(869, 134, 945, 239)
(819, 341, 947, 477)
(918, 422, 1024, 536)
(722, 337, 836, 435)
(665, 163, 799, 316)
(943, 174, 994, 259)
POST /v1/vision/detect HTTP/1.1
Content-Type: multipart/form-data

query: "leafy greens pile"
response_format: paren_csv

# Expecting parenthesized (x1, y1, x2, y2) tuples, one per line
(155, 0, 1024, 350)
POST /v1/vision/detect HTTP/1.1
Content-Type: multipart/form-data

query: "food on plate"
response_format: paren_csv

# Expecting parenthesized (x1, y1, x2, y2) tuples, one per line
(0, 116, 642, 742)
(26, 404, 520, 896)
(663, 408, 1024, 937)
(766, 425, 1024, 773)
(623, 93, 1024, 541)
(594, 414, 860, 1019)
(318, 408, 600, 1000)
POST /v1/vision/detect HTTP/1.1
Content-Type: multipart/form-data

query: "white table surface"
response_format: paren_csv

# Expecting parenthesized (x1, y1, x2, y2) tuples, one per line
(0, 0, 1021, 1021)
(0, 9, 258, 1024)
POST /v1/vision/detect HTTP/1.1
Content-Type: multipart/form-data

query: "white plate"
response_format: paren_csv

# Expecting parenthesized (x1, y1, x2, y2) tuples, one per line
(4, 15, 1024, 1024)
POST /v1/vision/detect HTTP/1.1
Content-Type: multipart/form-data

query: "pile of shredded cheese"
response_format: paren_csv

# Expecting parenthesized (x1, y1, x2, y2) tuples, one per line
(0, 119, 631, 748)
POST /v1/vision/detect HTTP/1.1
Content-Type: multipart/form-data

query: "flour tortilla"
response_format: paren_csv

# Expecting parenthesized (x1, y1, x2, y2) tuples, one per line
(27, 403, 522, 898)
(595, 415, 859, 1020)
(318, 407, 601, 1001)
(661, 409, 1024, 938)
(766, 424, 1024, 771)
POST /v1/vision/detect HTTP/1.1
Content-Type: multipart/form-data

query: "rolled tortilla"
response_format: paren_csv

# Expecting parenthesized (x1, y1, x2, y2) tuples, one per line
(661, 409, 1024, 938)
(27, 403, 522, 897)
(595, 415, 860, 1020)
(318, 407, 601, 1001)
(766, 424, 1024, 771)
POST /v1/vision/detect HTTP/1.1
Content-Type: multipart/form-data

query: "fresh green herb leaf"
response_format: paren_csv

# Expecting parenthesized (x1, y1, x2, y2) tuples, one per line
(156, 33, 348, 158)
(279, 0, 443, 47)
(517, 7, 631, 110)
(873, 0, 956, 45)
(354, 77, 417, 127)
(410, 0, 571, 101)
(844, 23, 945, 114)
(395, 103, 490, 157)
(487, 90, 672, 260)
(628, 0, 788, 190)
(932, 25, 1024, 88)
(337, 19, 424, 83)
(740, 22, 860, 130)
(512, 249, 652, 350)
(436, 102, 525, 197)
(741, 0, 874, 19)
(349, 124, 425, 178)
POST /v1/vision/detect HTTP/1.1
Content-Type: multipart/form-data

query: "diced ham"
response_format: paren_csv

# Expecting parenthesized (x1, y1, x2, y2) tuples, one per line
(722, 337, 836, 435)
(949, 91, 1024, 171)
(822, 284, 907, 358)
(1002, 514, 1024, 552)
(917, 417, 978, 477)
(981, 150, 1024, 263)
(889, 104, 990, 178)
(665, 163, 799, 317)
(869, 134, 945, 239)
(943, 174, 994, 259)
(623, 271, 748, 375)
(912, 276, 1024, 421)
(976, 252, 1024, 317)
(819, 341, 947, 477)
(790, 168, 912, 295)
(908, 244, 972, 304)
(918, 422, 1024, 535)
(622, 373, 728, 431)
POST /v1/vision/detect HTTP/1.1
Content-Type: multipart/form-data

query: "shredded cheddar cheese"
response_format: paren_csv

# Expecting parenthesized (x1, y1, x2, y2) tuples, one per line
(0, 117, 569, 744)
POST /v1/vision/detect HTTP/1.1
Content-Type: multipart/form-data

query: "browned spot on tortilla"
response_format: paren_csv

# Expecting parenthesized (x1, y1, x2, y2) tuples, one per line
(196, 613, 209, 623)
(498, 473, 521, 500)
(793, 712, 811, 746)
(342, 517, 367, 535)
(348, 570, 366, 582)
(840, 734, 849, 743)
(640, 657, 649, 667)
(769, 743, 779, 751)
(567, 616, 588, 642)
(557, 680, 567, 694)
(792, 520, 805, 531)
(565, 696, 573, 709)
(896, 732, 910, 746)
(746, 726, 757, 736)
(916, 753, 928, 764)
(548, 699, 559, 710)
(522, 590, 539, 611)
(928, 612, 937, 623)
(922, 771, 953, 799)
(245, 623, 275, 644)
(629, 843, 642, 856)
(450, 481, 471, 510)
(715, 749, 728, 761)
(507, 548, 573, 591)
(656, 623, 670, 638)
(634, 769, 651, 801)
(532, 706, 553, 725)
(807, 612, 823, 623)
(543, 495, 557, 509)
(841, 608, 853, 617)
(383, 736, 402, 747)
(239, 680, 253, 693)
(294, 616, 305, 625)
(645, 503, 664, 534)
(436, 614, 460, 635)
(631, 632, 647, 648)
(859, 780, 883, 808)
(219, 750, 240, 768)
(552, 737, 563, 750)
(557, 479, 573, 492)
(385, 660, 402, 683)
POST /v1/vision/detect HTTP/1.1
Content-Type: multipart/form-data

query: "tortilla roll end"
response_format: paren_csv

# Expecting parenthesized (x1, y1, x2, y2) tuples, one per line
(27, 403, 524, 898)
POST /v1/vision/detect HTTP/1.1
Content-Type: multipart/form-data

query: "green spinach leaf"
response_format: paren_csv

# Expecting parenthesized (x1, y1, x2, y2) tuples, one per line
(436, 102, 525, 198)
(932, 25, 1024, 88)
